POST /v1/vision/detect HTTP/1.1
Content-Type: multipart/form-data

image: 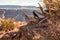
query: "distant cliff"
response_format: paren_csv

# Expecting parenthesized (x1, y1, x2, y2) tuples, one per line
(0, 5, 42, 22)
(0, 5, 36, 8)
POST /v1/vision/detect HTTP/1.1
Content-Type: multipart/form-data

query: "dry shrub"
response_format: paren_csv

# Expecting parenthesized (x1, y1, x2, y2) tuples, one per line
(43, 0, 60, 10)
(19, 0, 60, 40)
(0, 18, 27, 40)
(0, 18, 15, 31)
(0, 0, 60, 40)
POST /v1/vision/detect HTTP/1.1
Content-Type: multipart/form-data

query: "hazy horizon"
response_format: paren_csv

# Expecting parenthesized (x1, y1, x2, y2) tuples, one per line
(0, 0, 42, 7)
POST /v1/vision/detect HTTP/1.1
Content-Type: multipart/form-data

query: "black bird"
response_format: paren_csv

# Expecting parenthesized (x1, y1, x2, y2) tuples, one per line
(33, 11, 39, 19)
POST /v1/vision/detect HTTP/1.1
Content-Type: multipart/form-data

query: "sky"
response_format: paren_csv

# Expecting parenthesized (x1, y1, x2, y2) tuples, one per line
(0, 0, 43, 7)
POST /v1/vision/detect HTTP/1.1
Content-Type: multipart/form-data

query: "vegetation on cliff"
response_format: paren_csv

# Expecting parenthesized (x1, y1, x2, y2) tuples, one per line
(0, 0, 60, 40)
